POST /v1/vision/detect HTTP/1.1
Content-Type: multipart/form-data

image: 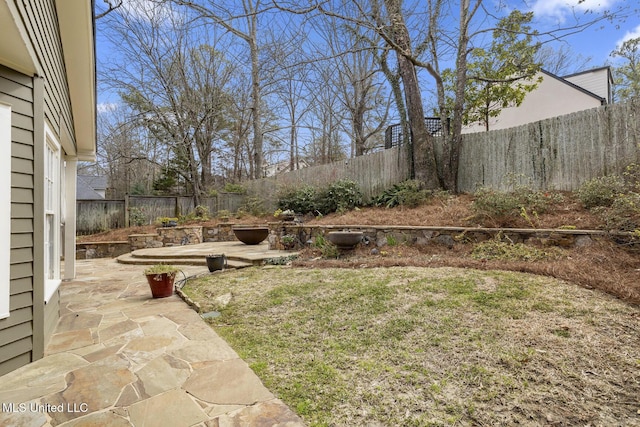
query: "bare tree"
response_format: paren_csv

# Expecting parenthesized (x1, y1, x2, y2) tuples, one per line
(100, 2, 235, 205)
(168, 0, 273, 179)
(95, 0, 123, 20)
(95, 105, 160, 198)
(277, 0, 633, 192)
(535, 44, 593, 76)
(320, 13, 391, 156)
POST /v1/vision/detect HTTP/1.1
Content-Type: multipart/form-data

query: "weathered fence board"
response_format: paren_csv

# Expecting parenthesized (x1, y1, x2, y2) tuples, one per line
(457, 102, 640, 191)
(76, 193, 247, 234)
(76, 200, 125, 235)
(77, 102, 639, 234)
(246, 102, 639, 206)
(245, 145, 411, 210)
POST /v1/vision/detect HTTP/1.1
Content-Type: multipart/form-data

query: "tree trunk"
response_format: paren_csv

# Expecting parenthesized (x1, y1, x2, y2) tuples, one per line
(385, 0, 440, 188)
(249, 27, 263, 179)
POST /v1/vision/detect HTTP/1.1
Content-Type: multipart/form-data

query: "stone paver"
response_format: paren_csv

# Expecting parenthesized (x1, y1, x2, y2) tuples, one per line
(0, 259, 305, 427)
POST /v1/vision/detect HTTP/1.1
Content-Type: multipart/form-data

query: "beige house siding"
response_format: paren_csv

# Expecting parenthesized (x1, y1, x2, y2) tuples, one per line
(564, 67, 612, 104)
(0, 64, 37, 377)
(463, 70, 605, 133)
(17, 0, 75, 150)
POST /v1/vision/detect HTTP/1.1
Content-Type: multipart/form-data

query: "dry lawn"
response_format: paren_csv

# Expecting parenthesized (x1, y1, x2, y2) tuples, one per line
(183, 266, 640, 426)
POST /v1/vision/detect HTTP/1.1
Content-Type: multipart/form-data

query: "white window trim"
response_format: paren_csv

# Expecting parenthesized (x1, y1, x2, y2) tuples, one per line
(1, 103, 11, 319)
(44, 123, 61, 303)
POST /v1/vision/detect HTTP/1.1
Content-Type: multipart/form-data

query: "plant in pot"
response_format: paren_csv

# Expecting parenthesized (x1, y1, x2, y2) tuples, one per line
(157, 217, 178, 227)
(144, 264, 180, 298)
(274, 209, 295, 221)
(281, 234, 297, 250)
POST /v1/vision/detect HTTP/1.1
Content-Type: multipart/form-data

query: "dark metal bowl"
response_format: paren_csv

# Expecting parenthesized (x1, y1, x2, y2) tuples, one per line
(327, 231, 364, 250)
(232, 226, 269, 245)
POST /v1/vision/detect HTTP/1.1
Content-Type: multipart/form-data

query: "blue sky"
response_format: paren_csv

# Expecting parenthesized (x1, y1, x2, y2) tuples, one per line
(528, 0, 640, 66)
(94, 0, 640, 111)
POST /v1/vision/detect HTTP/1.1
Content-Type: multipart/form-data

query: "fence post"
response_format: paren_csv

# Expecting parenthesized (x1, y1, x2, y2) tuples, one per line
(175, 196, 180, 217)
(124, 194, 130, 227)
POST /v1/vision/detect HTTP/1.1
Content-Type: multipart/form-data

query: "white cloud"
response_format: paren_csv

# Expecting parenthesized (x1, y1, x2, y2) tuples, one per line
(532, 0, 619, 23)
(119, 0, 182, 24)
(616, 23, 640, 48)
(97, 103, 119, 114)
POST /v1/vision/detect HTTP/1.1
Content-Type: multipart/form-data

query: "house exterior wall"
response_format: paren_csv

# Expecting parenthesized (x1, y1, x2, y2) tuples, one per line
(0, 0, 80, 377)
(463, 71, 605, 133)
(0, 64, 40, 377)
(564, 68, 612, 104)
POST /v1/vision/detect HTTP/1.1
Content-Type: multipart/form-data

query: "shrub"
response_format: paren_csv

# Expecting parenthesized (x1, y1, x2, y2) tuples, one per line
(223, 183, 247, 194)
(240, 196, 266, 216)
(373, 180, 430, 208)
(315, 180, 363, 214)
(472, 185, 560, 221)
(277, 185, 318, 214)
(623, 162, 640, 193)
(576, 175, 625, 209)
(129, 207, 147, 226)
(277, 180, 363, 215)
(596, 192, 640, 231)
(313, 234, 340, 259)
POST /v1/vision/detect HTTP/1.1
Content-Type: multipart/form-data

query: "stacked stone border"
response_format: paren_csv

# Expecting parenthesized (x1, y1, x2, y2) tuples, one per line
(76, 222, 638, 260)
(267, 223, 639, 252)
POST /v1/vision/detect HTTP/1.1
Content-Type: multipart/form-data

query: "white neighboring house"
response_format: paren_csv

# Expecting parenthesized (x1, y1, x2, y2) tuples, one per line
(263, 159, 311, 177)
(0, 0, 96, 376)
(463, 66, 613, 133)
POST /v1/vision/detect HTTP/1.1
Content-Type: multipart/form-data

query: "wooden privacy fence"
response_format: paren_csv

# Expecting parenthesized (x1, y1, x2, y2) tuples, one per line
(245, 145, 411, 210)
(76, 200, 125, 235)
(246, 101, 639, 206)
(76, 193, 246, 235)
(76, 102, 639, 234)
(455, 101, 640, 192)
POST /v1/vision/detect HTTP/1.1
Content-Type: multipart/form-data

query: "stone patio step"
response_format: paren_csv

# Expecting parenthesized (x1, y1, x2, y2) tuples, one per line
(116, 241, 298, 269)
(116, 253, 254, 269)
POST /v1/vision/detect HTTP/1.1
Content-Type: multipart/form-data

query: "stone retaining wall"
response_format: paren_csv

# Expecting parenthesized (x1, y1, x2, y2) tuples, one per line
(76, 241, 130, 259)
(79, 222, 638, 259)
(158, 225, 203, 246)
(203, 223, 237, 242)
(268, 223, 637, 251)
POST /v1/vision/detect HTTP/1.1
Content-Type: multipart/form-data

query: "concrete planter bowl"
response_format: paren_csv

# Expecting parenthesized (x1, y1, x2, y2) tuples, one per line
(232, 226, 269, 245)
(327, 231, 364, 250)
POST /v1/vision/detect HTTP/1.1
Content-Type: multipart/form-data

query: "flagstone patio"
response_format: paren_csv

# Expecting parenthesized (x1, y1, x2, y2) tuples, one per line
(0, 259, 305, 426)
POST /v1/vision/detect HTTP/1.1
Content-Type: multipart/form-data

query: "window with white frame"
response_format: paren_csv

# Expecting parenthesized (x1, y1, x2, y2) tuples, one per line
(1, 103, 11, 319)
(44, 124, 61, 303)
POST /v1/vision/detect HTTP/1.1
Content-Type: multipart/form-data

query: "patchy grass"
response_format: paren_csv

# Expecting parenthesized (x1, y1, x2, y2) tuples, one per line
(182, 267, 640, 427)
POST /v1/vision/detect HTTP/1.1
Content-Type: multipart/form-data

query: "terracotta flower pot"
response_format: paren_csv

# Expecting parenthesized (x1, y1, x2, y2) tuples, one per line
(145, 272, 176, 298)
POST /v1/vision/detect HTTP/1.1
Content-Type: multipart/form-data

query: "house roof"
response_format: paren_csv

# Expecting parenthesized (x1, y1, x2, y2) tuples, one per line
(55, 0, 97, 161)
(77, 175, 107, 200)
(562, 66, 613, 83)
